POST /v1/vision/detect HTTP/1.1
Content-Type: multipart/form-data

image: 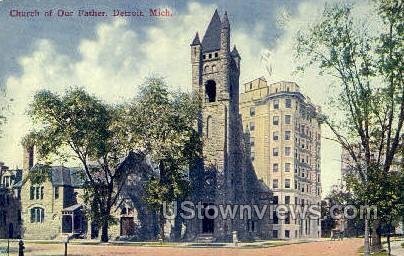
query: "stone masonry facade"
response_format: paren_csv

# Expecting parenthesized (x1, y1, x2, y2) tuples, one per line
(186, 10, 273, 242)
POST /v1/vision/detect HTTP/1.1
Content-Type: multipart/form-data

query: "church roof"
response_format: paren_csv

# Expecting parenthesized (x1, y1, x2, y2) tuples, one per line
(231, 45, 240, 57)
(191, 32, 201, 46)
(202, 10, 222, 53)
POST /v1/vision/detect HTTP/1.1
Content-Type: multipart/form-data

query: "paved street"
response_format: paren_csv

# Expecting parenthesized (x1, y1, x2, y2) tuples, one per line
(2, 238, 364, 256)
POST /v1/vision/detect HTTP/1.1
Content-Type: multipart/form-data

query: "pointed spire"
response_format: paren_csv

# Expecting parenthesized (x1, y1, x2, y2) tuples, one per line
(191, 32, 201, 46)
(231, 44, 240, 57)
(202, 9, 222, 52)
(222, 11, 230, 29)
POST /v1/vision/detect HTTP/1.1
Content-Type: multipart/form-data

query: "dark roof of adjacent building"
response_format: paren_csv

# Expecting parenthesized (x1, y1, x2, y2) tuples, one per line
(51, 166, 84, 188)
(202, 10, 222, 53)
(29, 164, 85, 188)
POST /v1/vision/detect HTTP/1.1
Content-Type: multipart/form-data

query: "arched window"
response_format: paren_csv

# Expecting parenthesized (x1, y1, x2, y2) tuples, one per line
(204, 65, 210, 73)
(206, 116, 213, 138)
(30, 207, 44, 223)
(205, 80, 216, 102)
(212, 65, 217, 72)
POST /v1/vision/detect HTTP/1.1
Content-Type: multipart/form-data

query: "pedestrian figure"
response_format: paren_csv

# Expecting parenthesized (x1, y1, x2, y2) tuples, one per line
(18, 240, 25, 256)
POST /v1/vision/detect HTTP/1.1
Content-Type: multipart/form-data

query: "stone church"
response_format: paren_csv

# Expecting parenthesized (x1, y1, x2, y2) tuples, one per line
(184, 10, 273, 242)
(13, 10, 273, 243)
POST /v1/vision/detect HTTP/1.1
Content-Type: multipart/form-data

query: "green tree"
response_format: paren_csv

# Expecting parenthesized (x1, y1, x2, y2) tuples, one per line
(127, 77, 201, 241)
(25, 88, 143, 242)
(296, 1, 403, 254)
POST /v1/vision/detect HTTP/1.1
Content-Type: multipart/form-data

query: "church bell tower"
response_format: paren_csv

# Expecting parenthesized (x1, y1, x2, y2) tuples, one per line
(190, 10, 244, 241)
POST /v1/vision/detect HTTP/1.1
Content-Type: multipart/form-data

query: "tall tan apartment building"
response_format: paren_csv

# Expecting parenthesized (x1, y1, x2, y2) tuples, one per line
(240, 77, 322, 239)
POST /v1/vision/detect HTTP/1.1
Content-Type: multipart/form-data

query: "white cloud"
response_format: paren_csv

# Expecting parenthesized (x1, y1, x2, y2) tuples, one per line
(0, 1, 268, 168)
(1, 0, 373, 196)
(265, 0, 376, 195)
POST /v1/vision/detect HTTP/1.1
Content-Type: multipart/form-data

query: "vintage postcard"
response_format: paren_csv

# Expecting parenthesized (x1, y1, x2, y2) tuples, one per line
(0, 0, 402, 255)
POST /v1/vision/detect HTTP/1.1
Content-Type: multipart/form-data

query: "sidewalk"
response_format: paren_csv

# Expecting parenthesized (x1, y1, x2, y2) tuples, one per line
(390, 240, 404, 256)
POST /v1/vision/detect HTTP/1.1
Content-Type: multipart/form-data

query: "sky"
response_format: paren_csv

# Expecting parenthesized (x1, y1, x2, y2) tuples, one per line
(0, 0, 373, 195)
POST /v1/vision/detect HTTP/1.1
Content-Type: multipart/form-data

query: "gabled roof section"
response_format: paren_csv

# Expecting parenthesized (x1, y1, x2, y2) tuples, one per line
(231, 45, 240, 58)
(29, 164, 85, 188)
(191, 32, 201, 46)
(202, 10, 222, 53)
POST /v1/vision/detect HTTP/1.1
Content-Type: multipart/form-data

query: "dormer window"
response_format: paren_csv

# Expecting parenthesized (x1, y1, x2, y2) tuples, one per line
(209, 53, 212, 58)
(215, 52, 218, 58)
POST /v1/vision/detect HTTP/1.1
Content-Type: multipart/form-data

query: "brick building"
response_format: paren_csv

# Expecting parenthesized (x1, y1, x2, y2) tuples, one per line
(0, 162, 22, 238)
(239, 77, 322, 239)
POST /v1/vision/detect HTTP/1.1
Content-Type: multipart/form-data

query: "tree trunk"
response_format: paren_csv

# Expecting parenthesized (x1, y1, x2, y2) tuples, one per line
(159, 206, 165, 241)
(364, 217, 370, 256)
(173, 202, 182, 241)
(387, 233, 391, 256)
(101, 221, 109, 243)
(371, 220, 382, 252)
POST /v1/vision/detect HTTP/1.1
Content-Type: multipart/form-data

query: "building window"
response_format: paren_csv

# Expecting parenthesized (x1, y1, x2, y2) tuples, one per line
(205, 80, 216, 102)
(247, 220, 257, 232)
(249, 83, 252, 90)
(208, 53, 212, 58)
(3, 176, 11, 188)
(273, 131, 279, 140)
(212, 65, 217, 72)
(273, 229, 278, 237)
(250, 107, 256, 116)
(273, 116, 279, 125)
(30, 186, 34, 200)
(273, 212, 279, 224)
(285, 163, 291, 172)
(251, 151, 255, 161)
(285, 98, 292, 108)
(215, 52, 218, 58)
(285, 230, 290, 238)
(273, 148, 279, 156)
(285, 196, 290, 205)
(272, 196, 278, 205)
(273, 179, 279, 189)
(285, 131, 291, 140)
(206, 116, 213, 138)
(30, 185, 44, 200)
(249, 121, 255, 131)
(273, 163, 279, 172)
(285, 179, 291, 189)
(250, 137, 255, 147)
(203, 54, 206, 59)
(273, 99, 279, 109)
(285, 147, 291, 156)
(30, 207, 45, 223)
(295, 180, 298, 189)
(285, 115, 291, 124)
(54, 187, 59, 199)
